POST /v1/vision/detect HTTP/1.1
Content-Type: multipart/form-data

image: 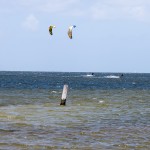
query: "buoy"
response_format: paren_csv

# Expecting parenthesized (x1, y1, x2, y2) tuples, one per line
(60, 84, 68, 105)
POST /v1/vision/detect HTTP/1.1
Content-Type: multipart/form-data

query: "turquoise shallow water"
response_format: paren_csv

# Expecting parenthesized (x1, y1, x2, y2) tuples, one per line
(0, 72, 150, 149)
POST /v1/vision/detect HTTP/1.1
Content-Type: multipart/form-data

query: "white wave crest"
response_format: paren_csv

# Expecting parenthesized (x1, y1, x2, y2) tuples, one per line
(104, 75, 120, 79)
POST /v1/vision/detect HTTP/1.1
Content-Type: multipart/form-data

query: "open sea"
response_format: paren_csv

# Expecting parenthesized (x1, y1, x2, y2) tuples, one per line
(0, 71, 149, 150)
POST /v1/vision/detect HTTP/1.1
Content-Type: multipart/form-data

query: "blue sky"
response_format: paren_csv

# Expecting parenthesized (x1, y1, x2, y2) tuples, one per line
(0, 0, 150, 73)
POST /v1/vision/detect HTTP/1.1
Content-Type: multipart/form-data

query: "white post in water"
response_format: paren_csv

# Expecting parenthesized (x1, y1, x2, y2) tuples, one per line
(60, 84, 68, 105)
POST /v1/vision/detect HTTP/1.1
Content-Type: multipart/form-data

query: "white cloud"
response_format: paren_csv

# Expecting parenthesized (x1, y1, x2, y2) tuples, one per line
(22, 14, 39, 31)
(38, 0, 80, 13)
(125, 6, 147, 21)
(1, 0, 150, 22)
(89, 0, 150, 21)
(8, 0, 80, 14)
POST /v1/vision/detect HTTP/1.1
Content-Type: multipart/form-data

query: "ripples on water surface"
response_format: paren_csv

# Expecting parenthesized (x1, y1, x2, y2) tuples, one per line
(0, 72, 150, 149)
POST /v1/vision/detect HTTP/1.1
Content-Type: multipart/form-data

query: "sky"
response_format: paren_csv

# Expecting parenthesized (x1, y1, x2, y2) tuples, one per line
(0, 0, 150, 73)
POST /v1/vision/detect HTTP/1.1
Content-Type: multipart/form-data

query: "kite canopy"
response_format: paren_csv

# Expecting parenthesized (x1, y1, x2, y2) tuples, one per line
(68, 25, 76, 39)
(49, 25, 56, 35)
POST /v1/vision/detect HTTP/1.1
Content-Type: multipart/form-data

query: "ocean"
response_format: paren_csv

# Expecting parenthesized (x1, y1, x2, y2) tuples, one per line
(0, 71, 150, 150)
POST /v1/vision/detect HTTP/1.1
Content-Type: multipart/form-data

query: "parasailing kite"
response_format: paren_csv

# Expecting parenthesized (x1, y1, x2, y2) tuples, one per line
(49, 25, 56, 35)
(68, 25, 76, 39)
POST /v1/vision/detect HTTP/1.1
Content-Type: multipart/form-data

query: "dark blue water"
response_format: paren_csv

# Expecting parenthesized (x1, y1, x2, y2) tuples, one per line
(0, 72, 150, 149)
(0, 71, 150, 90)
